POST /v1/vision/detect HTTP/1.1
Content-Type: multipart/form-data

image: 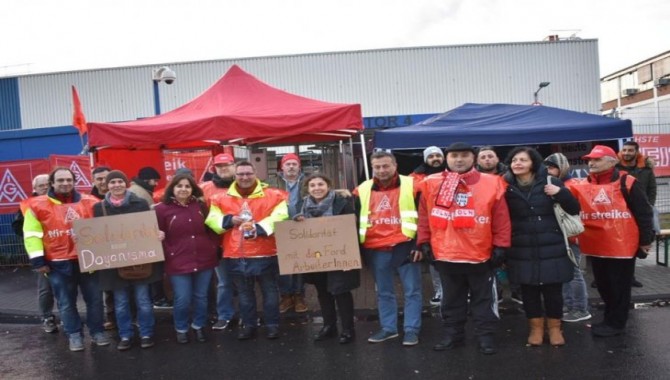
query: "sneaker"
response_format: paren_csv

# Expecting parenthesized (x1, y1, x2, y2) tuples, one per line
(69, 333, 84, 352)
(140, 336, 155, 349)
(293, 294, 308, 313)
(562, 310, 592, 323)
(510, 292, 523, 305)
(279, 295, 294, 313)
(91, 332, 111, 346)
(403, 331, 419, 346)
(212, 320, 231, 330)
(117, 338, 132, 351)
(430, 296, 441, 306)
(153, 299, 173, 309)
(367, 330, 399, 343)
(42, 316, 58, 334)
(103, 321, 116, 330)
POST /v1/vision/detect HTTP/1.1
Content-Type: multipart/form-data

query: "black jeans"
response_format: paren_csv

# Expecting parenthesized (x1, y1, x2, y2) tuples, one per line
(520, 283, 563, 319)
(312, 273, 354, 332)
(591, 257, 635, 329)
(435, 263, 499, 338)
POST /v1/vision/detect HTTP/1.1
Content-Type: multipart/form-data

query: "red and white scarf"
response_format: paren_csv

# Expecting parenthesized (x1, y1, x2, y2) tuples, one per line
(431, 170, 476, 229)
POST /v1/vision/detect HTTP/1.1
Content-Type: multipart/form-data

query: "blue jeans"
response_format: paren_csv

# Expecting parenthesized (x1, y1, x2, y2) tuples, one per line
(113, 284, 154, 339)
(562, 243, 589, 313)
(48, 267, 104, 337)
(214, 261, 235, 321)
(231, 271, 280, 329)
(364, 249, 423, 334)
(170, 269, 214, 333)
(278, 273, 304, 296)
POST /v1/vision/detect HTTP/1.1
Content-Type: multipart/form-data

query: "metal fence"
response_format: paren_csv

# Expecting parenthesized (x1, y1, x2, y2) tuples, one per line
(0, 214, 29, 266)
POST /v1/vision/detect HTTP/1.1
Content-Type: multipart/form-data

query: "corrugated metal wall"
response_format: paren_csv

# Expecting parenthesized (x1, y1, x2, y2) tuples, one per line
(14, 40, 601, 130)
(0, 78, 21, 130)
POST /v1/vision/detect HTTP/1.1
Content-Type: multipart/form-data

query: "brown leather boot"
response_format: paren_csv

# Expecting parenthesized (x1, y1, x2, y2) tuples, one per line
(527, 318, 544, 346)
(279, 295, 294, 313)
(293, 294, 308, 313)
(547, 318, 565, 346)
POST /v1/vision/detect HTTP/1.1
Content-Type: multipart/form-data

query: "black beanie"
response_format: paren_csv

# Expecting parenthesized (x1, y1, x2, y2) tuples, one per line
(105, 170, 129, 186)
(138, 167, 161, 180)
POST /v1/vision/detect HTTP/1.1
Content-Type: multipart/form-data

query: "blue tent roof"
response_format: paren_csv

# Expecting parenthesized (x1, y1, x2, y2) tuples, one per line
(374, 103, 633, 149)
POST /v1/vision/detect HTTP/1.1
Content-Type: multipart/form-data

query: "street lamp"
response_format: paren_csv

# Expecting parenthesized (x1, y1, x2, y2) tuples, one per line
(532, 82, 550, 105)
(151, 66, 176, 115)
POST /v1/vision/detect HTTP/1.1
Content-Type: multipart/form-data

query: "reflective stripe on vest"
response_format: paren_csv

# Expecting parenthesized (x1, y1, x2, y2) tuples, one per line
(358, 175, 417, 243)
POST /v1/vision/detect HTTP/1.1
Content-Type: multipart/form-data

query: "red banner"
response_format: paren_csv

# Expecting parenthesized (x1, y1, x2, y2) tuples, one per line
(0, 159, 50, 214)
(49, 155, 93, 193)
(163, 150, 214, 183)
(634, 134, 670, 177)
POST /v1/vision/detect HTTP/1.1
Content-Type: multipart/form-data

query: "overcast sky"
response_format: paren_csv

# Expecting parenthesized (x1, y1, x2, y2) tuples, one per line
(1, 0, 668, 78)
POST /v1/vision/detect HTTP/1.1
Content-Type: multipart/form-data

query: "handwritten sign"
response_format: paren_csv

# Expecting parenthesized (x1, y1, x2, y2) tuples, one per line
(274, 214, 361, 275)
(72, 210, 165, 272)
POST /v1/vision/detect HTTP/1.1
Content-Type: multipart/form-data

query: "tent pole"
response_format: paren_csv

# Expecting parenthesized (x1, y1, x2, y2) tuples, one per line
(339, 140, 347, 189)
(348, 137, 356, 187)
(359, 133, 369, 180)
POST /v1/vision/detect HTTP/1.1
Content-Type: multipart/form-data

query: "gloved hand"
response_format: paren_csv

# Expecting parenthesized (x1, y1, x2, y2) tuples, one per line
(420, 243, 434, 262)
(489, 247, 506, 268)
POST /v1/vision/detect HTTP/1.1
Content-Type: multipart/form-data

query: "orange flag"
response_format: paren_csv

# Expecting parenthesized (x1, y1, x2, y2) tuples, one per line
(71, 86, 88, 136)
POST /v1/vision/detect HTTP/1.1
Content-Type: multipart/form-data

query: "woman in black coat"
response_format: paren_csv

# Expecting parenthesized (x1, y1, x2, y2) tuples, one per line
(503, 147, 580, 347)
(92, 170, 164, 351)
(294, 174, 360, 344)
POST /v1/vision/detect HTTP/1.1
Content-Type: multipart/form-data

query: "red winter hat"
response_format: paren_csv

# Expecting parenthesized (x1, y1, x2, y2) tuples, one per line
(582, 145, 617, 160)
(213, 153, 234, 165)
(280, 153, 301, 167)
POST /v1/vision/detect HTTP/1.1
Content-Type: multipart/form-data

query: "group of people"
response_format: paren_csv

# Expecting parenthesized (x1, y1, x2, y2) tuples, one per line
(18, 140, 655, 355)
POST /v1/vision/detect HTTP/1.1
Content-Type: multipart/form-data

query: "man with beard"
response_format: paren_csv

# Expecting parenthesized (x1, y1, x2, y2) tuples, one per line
(616, 141, 657, 288)
(417, 142, 511, 355)
(23, 167, 110, 351)
(201, 153, 238, 330)
(476, 146, 507, 175)
(410, 146, 446, 306)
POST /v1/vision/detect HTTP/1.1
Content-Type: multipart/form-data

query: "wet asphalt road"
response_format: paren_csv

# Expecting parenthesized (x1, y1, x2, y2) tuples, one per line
(1, 306, 669, 380)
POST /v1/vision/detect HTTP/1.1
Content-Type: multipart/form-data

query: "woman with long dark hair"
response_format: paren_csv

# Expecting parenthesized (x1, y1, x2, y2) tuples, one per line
(503, 147, 580, 347)
(155, 173, 219, 344)
(294, 174, 360, 344)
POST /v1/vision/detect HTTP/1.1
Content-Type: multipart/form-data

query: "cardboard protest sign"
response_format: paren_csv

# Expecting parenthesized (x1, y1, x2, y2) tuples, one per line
(274, 214, 361, 275)
(72, 210, 165, 272)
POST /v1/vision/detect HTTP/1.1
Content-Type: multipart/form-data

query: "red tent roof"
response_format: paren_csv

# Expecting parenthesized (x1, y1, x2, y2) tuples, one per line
(88, 65, 363, 149)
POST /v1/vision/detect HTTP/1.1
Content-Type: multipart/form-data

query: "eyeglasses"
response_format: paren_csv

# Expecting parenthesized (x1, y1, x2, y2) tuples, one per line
(235, 172, 255, 177)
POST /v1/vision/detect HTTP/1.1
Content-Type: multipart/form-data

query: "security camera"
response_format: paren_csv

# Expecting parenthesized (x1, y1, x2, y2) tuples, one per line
(161, 68, 176, 84)
(152, 66, 176, 85)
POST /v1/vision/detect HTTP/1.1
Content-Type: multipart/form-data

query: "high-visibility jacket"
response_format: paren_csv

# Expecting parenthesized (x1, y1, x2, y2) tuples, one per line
(569, 175, 639, 258)
(205, 180, 288, 258)
(23, 193, 98, 264)
(420, 172, 506, 263)
(200, 181, 228, 206)
(357, 175, 417, 248)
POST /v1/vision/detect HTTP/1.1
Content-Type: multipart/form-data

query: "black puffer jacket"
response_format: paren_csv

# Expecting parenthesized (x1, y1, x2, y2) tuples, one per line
(503, 166, 580, 285)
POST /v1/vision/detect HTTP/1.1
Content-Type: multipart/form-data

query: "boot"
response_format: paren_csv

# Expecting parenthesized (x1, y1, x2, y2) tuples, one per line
(547, 318, 565, 346)
(279, 295, 294, 313)
(527, 318, 544, 346)
(293, 294, 308, 313)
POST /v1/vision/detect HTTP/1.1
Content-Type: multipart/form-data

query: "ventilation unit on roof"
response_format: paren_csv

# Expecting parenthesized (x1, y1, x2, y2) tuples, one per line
(622, 88, 638, 96)
(655, 77, 670, 87)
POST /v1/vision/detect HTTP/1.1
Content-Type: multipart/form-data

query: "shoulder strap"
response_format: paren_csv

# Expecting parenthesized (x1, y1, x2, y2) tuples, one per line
(101, 201, 108, 216)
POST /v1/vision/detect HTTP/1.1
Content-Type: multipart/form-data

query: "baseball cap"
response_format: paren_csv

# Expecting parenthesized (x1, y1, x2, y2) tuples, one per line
(582, 145, 617, 160)
(213, 153, 235, 166)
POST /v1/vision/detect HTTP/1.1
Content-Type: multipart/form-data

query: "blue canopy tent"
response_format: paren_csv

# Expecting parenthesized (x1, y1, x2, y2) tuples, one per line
(374, 103, 633, 149)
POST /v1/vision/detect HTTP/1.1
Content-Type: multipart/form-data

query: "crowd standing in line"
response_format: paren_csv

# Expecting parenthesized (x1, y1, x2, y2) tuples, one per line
(19, 141, 656, 353)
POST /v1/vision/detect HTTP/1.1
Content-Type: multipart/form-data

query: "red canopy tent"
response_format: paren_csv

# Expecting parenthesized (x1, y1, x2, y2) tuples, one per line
(87, 65, 364, 186)
(88, 65, 363, 149)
